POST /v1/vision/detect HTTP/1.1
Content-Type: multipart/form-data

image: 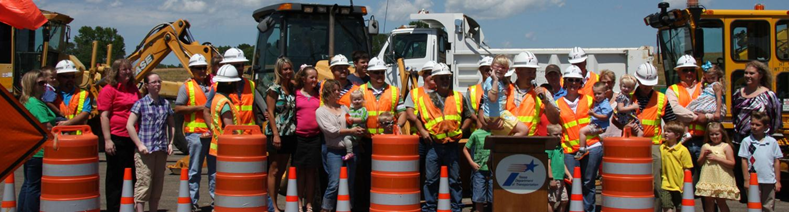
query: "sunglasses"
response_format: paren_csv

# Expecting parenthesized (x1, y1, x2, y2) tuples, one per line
(369, 71, 385, 75)
(680, 69, 695, 73)
(565, 78, 582, 83)
(191, 67, 207, 71)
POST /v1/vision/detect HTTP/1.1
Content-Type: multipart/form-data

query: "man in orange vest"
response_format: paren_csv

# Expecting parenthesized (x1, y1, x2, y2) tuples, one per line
(203, 48, 258, 132)
(465, 56, 491, 133)
(567, 47, 599, 95)
(174, 54, 214, 210)
(631, 63, 678, 212)
(404, 60, 436, 136)
(506, 52, 560, 135)
(414, 63, 474, 212)
(53, 60, 92, 125)
(319, 54, 360, 107)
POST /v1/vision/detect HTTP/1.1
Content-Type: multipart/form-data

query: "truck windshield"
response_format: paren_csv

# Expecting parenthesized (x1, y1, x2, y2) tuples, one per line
(384, 33, 427, 64)
(659, 25, 693, 86)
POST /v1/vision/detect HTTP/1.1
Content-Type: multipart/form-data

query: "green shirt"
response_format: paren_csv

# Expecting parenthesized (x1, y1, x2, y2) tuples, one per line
(546, 146, 565, 180)
(24, 98, 57, 158)
(465, 129, 492, 171)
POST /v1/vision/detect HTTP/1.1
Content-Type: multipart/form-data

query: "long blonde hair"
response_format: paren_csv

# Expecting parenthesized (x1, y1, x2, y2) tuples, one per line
(274, 57, 293, 85)
(106, 59, 133, 87)
(20, 70, 43, 104)
(704, 122, 732, 146)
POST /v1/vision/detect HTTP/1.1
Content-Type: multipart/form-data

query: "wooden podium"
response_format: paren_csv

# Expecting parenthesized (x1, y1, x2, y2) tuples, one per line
(484, 136, 561, 212)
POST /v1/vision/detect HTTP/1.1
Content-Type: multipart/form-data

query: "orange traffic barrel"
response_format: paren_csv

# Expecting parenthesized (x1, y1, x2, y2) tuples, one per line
(41, 125, 100, 212)
(215, 125, 267, 212)
(601, 137, 653, 212)
(370, 134, 420, 212)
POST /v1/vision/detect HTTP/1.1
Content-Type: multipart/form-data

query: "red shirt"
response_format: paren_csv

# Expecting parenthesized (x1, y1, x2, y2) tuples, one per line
(535, 113, 550, 136)
(97, 83, 140, 137)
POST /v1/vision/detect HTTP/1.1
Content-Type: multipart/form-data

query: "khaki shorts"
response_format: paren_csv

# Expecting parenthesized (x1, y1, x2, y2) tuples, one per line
(487, 110, 520, 135)
(134, 151, 168, 203)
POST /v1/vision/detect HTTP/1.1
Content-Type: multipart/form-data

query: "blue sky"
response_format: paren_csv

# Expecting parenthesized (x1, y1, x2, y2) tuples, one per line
(32, 0, 789, 65)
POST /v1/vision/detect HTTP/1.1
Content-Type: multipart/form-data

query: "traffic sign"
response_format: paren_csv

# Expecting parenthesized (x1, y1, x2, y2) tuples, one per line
(0, 85, 51, 181)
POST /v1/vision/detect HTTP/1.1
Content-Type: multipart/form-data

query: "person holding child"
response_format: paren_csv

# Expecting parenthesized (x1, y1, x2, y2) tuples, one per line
(695, 122, 739, 212)
(738, 111, 783, 212)
(575, 82, 612, 160)
(478, 55, 529, 136)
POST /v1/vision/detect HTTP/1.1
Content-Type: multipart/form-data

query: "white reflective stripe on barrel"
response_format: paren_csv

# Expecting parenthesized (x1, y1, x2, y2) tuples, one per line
(215, 195, 267, 208)
(40, 197, 100, 211)
(177, 203, 192, 212)
(371, 159, 419, 172)
(370, 192, 420, 206)
(43, 162, 98, 177)
(217, 160, 267, 173)
(602, 161, 651, 175)
(602, 196, 653, 209)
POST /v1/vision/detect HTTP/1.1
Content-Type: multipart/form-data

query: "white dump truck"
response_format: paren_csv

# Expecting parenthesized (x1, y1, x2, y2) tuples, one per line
(376, 12, 655, 93)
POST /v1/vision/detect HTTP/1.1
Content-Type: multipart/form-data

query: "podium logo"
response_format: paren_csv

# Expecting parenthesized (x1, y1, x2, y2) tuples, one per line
(495, 154, 546, 194)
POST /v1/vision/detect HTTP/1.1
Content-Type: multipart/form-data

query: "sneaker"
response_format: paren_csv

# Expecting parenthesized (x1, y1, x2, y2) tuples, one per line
(191, 204, 200, 212)
(574, 150, 588, 160)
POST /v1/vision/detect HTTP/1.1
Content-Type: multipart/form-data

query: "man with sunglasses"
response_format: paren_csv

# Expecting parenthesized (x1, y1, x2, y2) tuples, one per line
(175, 54, 214, 210)
(52, 60, 92, 126)
(414, 63, 475, 212)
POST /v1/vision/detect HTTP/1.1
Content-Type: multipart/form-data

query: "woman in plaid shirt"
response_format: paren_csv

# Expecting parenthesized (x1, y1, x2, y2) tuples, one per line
(126, 73, 175, 212)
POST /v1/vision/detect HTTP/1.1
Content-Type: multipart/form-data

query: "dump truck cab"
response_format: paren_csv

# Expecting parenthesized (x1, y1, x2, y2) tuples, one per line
(250, 3, 379, 90)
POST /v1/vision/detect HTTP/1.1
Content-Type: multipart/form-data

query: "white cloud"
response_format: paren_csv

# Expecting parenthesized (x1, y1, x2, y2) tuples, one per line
(160, 0, 208, 13)
(525, 32, 536, 41)
(85, 0, 103, 3)
(663, 0, 712, 9)
(502, 41, 512, 48)
(109, 0, 122, 7)
(444, 0, 565, 20)
(375, 0, 433, 21)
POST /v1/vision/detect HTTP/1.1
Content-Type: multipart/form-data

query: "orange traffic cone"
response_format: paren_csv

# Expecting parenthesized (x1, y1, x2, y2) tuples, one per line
(120, 168, 134, 212)
(569, 166, 583, 212)
(681, 170, 695, 212)
(747, 172, 761, 212)
(285, 167, 298, 212)
(2, 173, 15, 212)
(336, 166, 351, 212)
(177, 168, 191, 212)
(437, 166, 450, 212)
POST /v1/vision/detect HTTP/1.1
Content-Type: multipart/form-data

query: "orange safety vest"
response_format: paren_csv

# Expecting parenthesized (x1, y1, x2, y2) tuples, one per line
(184, 79, 209, 133)
(360, 83, 400, 135)
(229, 79, 256, 126)
(637, 91, 667, 145)
(561, 72, 599, 95)
(55, 88, 89, 120)
(320, 80, 360, 108)
(556, 95, 599, 153)
(505, 84, 543, 136)
(467, 83, 484, 113)
(408, 87, 426, 135)
(669, 82, 705, 136)
(418, 90, 463, 144)
(209, 94, 238, 156)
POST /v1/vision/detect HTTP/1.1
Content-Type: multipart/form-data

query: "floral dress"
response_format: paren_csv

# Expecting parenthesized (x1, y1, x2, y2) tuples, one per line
(265, 84, 296, 136)
(695, 143, 740, 200)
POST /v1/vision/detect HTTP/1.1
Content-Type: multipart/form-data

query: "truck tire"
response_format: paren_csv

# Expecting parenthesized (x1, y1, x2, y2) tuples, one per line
(173, 113, 189, 155)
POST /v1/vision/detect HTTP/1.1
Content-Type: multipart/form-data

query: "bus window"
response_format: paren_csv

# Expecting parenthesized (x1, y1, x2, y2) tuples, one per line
(730, 69, 745, 93)
(731, 20, 770, 61)
(700, 19, 724, 67)
(777, 73, 789, 99)
(777, 20, 789, 60)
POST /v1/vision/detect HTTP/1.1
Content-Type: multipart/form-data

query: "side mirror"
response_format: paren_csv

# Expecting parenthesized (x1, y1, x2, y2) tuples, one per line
(257, 16, 274, 33)
(368, 16, 379, 35)
(454, 19, 463, 35)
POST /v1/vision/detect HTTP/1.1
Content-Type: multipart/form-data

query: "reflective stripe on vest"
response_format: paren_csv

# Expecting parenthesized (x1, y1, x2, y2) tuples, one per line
(418, 91, 463, 143)
(184, 79, 209, 133)
(209, 95, 238, 156)
(556, 95, 599, 153)
(229, 79, 255, 126)
(58, 89, 89, 119)
(360, 84, 399, 135)
(669, 82, 705, 136)
(468, 84, 483, 113)
(638, 92, 666, 145)
(409, 87, 426, 135)
(505, 84, 542, 136)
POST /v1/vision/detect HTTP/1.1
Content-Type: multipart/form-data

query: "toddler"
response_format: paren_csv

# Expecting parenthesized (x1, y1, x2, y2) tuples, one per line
(686, 62, 726, 118)
(576, 82, 612, 159)
(615, 75, 642, 132)
(343, 90, 367, 161)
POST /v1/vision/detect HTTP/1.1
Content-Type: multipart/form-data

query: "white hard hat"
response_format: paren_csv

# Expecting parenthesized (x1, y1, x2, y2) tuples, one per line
(55, 60, 78, 74)
(421, 61, 436, 71)
(504, 68, 514, 77)
(568, 47, 588, 64)
(188, 54, 208, 67)
(478, 56, 493, 67)
(512, 51, 539, 68)
(329, 54, 351, 68)
(431, 63, 451, 76)
(367, 57, 387, 71)
(635, 63, 659, 86)
(674, 54, 698, 70)
(220, 47, 249, 64)
(563, 65, 583, 79)
(213, 64, 242, 82)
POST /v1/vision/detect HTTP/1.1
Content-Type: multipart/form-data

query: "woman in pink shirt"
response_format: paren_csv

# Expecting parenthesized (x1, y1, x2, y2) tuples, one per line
(293, 65, 321, 212)
(98, 59, 140, 212)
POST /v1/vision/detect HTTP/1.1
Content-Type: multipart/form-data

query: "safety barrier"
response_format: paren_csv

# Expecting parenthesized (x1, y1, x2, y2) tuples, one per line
(601, 137, 653, 212)
(337, 166, 351, 212)
(215, 125, 267, 211)
(41, 125, 100, 212)
(370, 134, 421, 212)
(569, 166, 582, 212)
(437, 166, 450, 212)
(120, 168, 133, 212)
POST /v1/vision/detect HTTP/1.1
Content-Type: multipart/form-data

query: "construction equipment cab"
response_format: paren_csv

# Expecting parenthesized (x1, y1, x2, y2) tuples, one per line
(251, 2, 379, 90)
(643, 1, 789, 144)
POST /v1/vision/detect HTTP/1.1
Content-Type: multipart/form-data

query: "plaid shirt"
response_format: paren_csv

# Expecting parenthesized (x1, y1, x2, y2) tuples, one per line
(130, 95, 174, 152)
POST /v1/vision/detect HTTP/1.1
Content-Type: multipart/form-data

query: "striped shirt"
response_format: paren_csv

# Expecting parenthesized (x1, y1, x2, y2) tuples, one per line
(635, 89, 676, 122)
(130, 95, 174, 152)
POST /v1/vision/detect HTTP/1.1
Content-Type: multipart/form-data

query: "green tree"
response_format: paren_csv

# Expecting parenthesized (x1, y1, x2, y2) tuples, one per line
(67, 26, 126, 66)
(215, 44, 255, 59)
(371, 33, 389, 57)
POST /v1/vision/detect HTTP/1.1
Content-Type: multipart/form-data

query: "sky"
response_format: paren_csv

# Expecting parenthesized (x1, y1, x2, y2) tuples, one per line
(32, 0, 789, 65)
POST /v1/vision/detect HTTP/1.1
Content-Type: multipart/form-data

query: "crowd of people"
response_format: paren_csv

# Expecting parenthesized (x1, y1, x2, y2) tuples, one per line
(14, 46, 784, 212)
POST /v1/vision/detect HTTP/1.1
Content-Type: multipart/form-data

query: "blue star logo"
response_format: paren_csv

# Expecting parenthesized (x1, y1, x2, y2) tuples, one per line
(525, 160, 538, 173)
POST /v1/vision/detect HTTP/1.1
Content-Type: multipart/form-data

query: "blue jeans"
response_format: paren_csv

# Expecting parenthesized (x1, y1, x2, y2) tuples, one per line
(321, 145, 358, 210)
(423, 143, 463, 212)
(470, 170, 492, 203)
(18, 157, 42, 212)
(564, 146, 603, 212)
(186, 133, 216, 205)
